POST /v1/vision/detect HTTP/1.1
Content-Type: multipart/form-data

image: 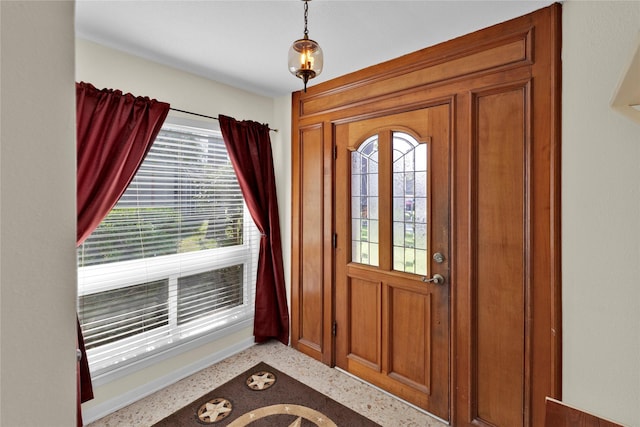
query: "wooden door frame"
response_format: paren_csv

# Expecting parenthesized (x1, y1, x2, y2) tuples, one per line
(333, 105, 453, 419)
(291, 5, 561, 426)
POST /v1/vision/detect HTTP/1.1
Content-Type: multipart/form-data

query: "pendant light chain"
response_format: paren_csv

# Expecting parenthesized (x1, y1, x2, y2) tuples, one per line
(303, 1, 309, 38)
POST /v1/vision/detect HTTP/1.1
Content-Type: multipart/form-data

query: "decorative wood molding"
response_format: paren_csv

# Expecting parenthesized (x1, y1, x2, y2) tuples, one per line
(291, 4, 562, 426)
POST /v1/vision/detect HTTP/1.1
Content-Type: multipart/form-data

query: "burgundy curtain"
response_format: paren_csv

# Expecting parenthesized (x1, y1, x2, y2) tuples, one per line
(218, 115, 289, 345)
(76, 82, 169, 424)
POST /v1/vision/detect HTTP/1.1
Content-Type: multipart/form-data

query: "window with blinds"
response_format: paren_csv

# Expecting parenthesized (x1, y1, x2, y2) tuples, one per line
(77, 116, 259, 376)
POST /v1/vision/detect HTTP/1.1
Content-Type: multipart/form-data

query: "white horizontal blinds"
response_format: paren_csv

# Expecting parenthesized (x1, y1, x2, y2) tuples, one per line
(79, 279, 169, 350)
(77, 118, 258, 375)
(177, 266, 243, 325)
(77, 126, 243, 267)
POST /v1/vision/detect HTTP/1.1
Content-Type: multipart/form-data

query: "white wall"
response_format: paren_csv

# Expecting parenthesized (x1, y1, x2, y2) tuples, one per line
(0, 2, 77, 426)
(272, 94, 293, 313)
(76, 39, 275, 128)
(562, 1, 640, 426)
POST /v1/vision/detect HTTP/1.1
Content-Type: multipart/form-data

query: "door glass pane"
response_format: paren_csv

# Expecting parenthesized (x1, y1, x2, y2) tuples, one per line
(351, 135, 379, 266)
(392, 132, 427, 275)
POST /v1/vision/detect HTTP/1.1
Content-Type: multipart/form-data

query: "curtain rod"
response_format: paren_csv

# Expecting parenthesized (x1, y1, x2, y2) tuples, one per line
(169, 107, 278, 132)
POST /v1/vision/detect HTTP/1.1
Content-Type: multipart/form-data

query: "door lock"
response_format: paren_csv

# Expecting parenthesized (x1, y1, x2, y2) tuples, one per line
(433, 252, 445, 264)
(422, 274, 445, 285)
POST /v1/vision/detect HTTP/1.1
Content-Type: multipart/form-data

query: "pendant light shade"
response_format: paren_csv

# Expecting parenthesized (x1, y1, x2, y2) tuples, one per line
(288, 0, 323, 92)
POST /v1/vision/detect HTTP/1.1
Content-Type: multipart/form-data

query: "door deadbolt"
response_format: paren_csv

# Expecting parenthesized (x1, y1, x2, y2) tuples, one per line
(433, 252, 445, 264)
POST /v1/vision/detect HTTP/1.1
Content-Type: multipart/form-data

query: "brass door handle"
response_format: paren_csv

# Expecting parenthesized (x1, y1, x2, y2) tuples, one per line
(422, 274, 445, 285)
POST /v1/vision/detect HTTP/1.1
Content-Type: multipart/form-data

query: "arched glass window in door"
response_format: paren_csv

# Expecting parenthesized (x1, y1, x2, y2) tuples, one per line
(351, 135, 379, 266)
(393, 132, 427, 275)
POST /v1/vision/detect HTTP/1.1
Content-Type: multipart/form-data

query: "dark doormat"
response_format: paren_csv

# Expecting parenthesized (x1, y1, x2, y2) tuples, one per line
(152, 361, 381, 426)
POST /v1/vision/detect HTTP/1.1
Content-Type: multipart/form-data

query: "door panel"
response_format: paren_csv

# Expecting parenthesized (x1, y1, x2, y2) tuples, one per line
(474, 86, 527, 426)
(388, 284, 431, 392)
(300, 125, 324, 349)
(335, 105, 450, 420)
(291, 122, 333, 363)
(348, 276, 381, 368)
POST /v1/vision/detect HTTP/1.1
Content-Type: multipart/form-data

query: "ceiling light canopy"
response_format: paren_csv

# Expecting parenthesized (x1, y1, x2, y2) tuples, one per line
(288, 0, 323, 92)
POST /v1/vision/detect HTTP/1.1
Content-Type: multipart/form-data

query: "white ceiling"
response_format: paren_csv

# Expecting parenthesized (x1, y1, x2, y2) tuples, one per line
(75, 0, 555, 98)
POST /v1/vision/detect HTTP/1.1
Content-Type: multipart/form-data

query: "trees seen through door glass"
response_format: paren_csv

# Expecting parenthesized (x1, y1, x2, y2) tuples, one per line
(350, 132, 427, 275)
(393, 132, 427, 275)
(351, 135, 379, 266)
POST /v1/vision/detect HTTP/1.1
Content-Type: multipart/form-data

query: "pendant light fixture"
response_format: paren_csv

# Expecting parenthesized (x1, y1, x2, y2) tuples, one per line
(288, 0, 323, 92)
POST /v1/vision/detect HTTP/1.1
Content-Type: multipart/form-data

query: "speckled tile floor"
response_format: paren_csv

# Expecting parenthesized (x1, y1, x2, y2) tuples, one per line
(88, 340, 448, 427)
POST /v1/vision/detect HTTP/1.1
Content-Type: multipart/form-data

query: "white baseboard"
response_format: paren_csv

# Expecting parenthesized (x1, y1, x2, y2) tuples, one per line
(82, 337, 255, 424)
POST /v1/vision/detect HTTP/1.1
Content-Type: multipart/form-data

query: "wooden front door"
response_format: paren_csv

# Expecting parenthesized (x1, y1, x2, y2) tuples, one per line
(335, 105, 450, 420)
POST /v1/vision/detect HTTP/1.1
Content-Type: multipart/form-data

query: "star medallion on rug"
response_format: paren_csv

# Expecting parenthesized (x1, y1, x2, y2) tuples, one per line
(152, 361, 381, 426)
